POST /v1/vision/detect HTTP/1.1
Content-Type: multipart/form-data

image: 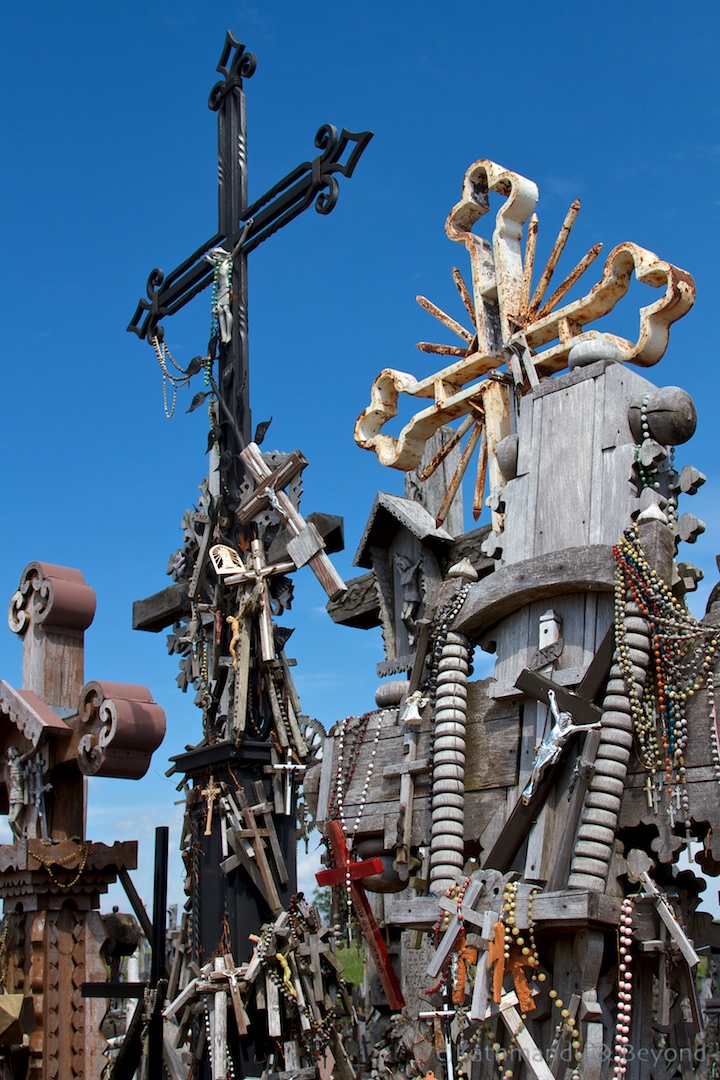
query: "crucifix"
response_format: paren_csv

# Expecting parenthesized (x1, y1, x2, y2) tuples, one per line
(128, 35, 370, 1074)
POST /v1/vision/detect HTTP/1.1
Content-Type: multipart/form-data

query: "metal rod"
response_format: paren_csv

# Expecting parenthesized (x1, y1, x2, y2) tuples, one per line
(528, 199, 580, 316)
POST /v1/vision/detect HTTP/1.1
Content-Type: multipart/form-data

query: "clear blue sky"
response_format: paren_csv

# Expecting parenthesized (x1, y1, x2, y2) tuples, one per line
(1, 2, 718, 909)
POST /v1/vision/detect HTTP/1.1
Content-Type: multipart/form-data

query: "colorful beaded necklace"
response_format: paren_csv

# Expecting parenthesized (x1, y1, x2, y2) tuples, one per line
(614, 523, 717, 823)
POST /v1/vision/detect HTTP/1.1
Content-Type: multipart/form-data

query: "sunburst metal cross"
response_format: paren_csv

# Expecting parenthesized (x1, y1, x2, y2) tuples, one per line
(355, 160, 695, 528)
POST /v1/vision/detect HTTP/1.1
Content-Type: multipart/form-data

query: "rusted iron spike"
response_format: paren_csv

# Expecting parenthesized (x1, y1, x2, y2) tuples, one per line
(451, 266, 477, 328)
(435, 419, 483, 528)
(472, 429, 488, 522)
(519, 213, 538, 318)
(419, 414, 475, 483)
(536, 242, 603, 321)
(417, 342, 468, 357)
(417, 294, 473, 342)
(528, 198, 581, 316)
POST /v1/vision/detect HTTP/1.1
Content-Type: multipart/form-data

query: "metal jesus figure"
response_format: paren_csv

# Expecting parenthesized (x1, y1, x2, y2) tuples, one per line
(521, 689, 601, 803)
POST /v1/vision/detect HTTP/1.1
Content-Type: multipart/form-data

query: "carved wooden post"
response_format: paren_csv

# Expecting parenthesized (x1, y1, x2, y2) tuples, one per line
(0, 562, 165, 1079)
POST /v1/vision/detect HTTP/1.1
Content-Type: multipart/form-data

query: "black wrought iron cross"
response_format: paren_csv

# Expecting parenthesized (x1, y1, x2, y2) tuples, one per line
(128, 31, 372, 489)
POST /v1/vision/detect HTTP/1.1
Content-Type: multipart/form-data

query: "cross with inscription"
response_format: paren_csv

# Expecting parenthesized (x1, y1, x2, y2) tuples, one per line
(128, 31, 372, 495)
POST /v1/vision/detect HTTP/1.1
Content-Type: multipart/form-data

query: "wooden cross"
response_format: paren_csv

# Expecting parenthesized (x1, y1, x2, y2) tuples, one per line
(484, 992, 554, 1080)
(418, 1004, 457, 1080)
(482, 629, 612, 877)
(427, 869, 506, 979)
(239, 442, 347, 601)
(316, 819, 405, 1009)
(264, 747, 307, 815)
(626, 849, 701, 1000)
(383, 725, 429, 878)
(201, 774, 222, 836)
(219, 785, 285, 914)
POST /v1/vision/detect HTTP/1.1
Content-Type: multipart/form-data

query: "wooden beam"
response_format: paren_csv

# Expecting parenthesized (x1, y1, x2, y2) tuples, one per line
(132, 583, 190, 633)
(454, 545, 615, 636)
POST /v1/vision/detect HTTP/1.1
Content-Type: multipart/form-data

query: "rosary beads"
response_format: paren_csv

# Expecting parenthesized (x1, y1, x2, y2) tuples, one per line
(614, 524, 717, 821)
(611, 897, 635, 1078)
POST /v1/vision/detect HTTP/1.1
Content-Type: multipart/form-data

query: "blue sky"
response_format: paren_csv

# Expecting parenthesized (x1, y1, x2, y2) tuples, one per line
(1, 2, 719, 910)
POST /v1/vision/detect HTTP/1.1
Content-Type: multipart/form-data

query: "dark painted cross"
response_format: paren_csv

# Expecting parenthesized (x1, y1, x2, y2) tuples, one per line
(128, 30, 372, 497)
(482, 627, 614, 883)
(82, 827, 169, 1078)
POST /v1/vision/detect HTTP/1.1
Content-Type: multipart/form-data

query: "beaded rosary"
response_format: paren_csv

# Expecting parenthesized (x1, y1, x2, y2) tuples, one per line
(452, 884, 582, 1080)
(614, 523, 717, 823)
(632, 393, 679, 528)
(611, 896, 635, 1079)
(326, 710, 383, 939)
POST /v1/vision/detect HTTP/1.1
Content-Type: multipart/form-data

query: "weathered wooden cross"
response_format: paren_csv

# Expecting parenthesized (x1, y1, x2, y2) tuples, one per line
(383, 724, 429, 878)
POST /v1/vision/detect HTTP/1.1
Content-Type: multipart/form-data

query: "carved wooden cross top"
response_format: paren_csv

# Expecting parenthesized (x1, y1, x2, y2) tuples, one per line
(239, 443, 347, 601)
(316, 819, 405, 1009)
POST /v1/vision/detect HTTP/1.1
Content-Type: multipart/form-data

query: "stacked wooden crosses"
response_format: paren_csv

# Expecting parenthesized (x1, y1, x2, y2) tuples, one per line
(310, 156, 720, 1080)
(163, 894, 356, 1080)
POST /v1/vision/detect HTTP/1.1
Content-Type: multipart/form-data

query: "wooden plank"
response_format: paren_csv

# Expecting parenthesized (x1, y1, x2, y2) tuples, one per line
(535, 377, 594, 555)
(455, 545, 615, 636)
(531, 890, 621, 927)
(132, 583, 190, 633)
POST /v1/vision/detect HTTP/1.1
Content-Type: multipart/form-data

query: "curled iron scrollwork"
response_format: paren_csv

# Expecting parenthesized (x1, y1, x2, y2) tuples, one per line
(208, 31, 257, 111)
(146, 267, 164, 300)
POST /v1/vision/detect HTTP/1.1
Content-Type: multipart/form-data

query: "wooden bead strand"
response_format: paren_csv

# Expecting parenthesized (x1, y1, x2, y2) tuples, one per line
(611, 896, 635, 1078)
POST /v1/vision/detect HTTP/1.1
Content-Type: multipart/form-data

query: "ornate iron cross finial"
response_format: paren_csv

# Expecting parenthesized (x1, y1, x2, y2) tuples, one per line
(128, 32, 372, 491)
(208, 31, 256, 108)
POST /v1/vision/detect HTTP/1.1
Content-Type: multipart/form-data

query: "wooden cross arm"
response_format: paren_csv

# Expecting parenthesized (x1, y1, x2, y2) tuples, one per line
(515, 668, 602, 727)
(235, 450, 308, 524)
(383, 757, 429, 780)
(241, 443, 347, 600)
(316, 856, 384, 888)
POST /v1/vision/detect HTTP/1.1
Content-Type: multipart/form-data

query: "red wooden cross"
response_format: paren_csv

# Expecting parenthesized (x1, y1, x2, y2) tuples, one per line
(316, 819, 405, 1009)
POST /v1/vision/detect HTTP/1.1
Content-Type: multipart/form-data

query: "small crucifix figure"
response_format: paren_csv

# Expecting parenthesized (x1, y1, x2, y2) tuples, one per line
(521, 688, 601, 803)
(202, 775, 222, 836)
(316, 819, 405, 1009)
